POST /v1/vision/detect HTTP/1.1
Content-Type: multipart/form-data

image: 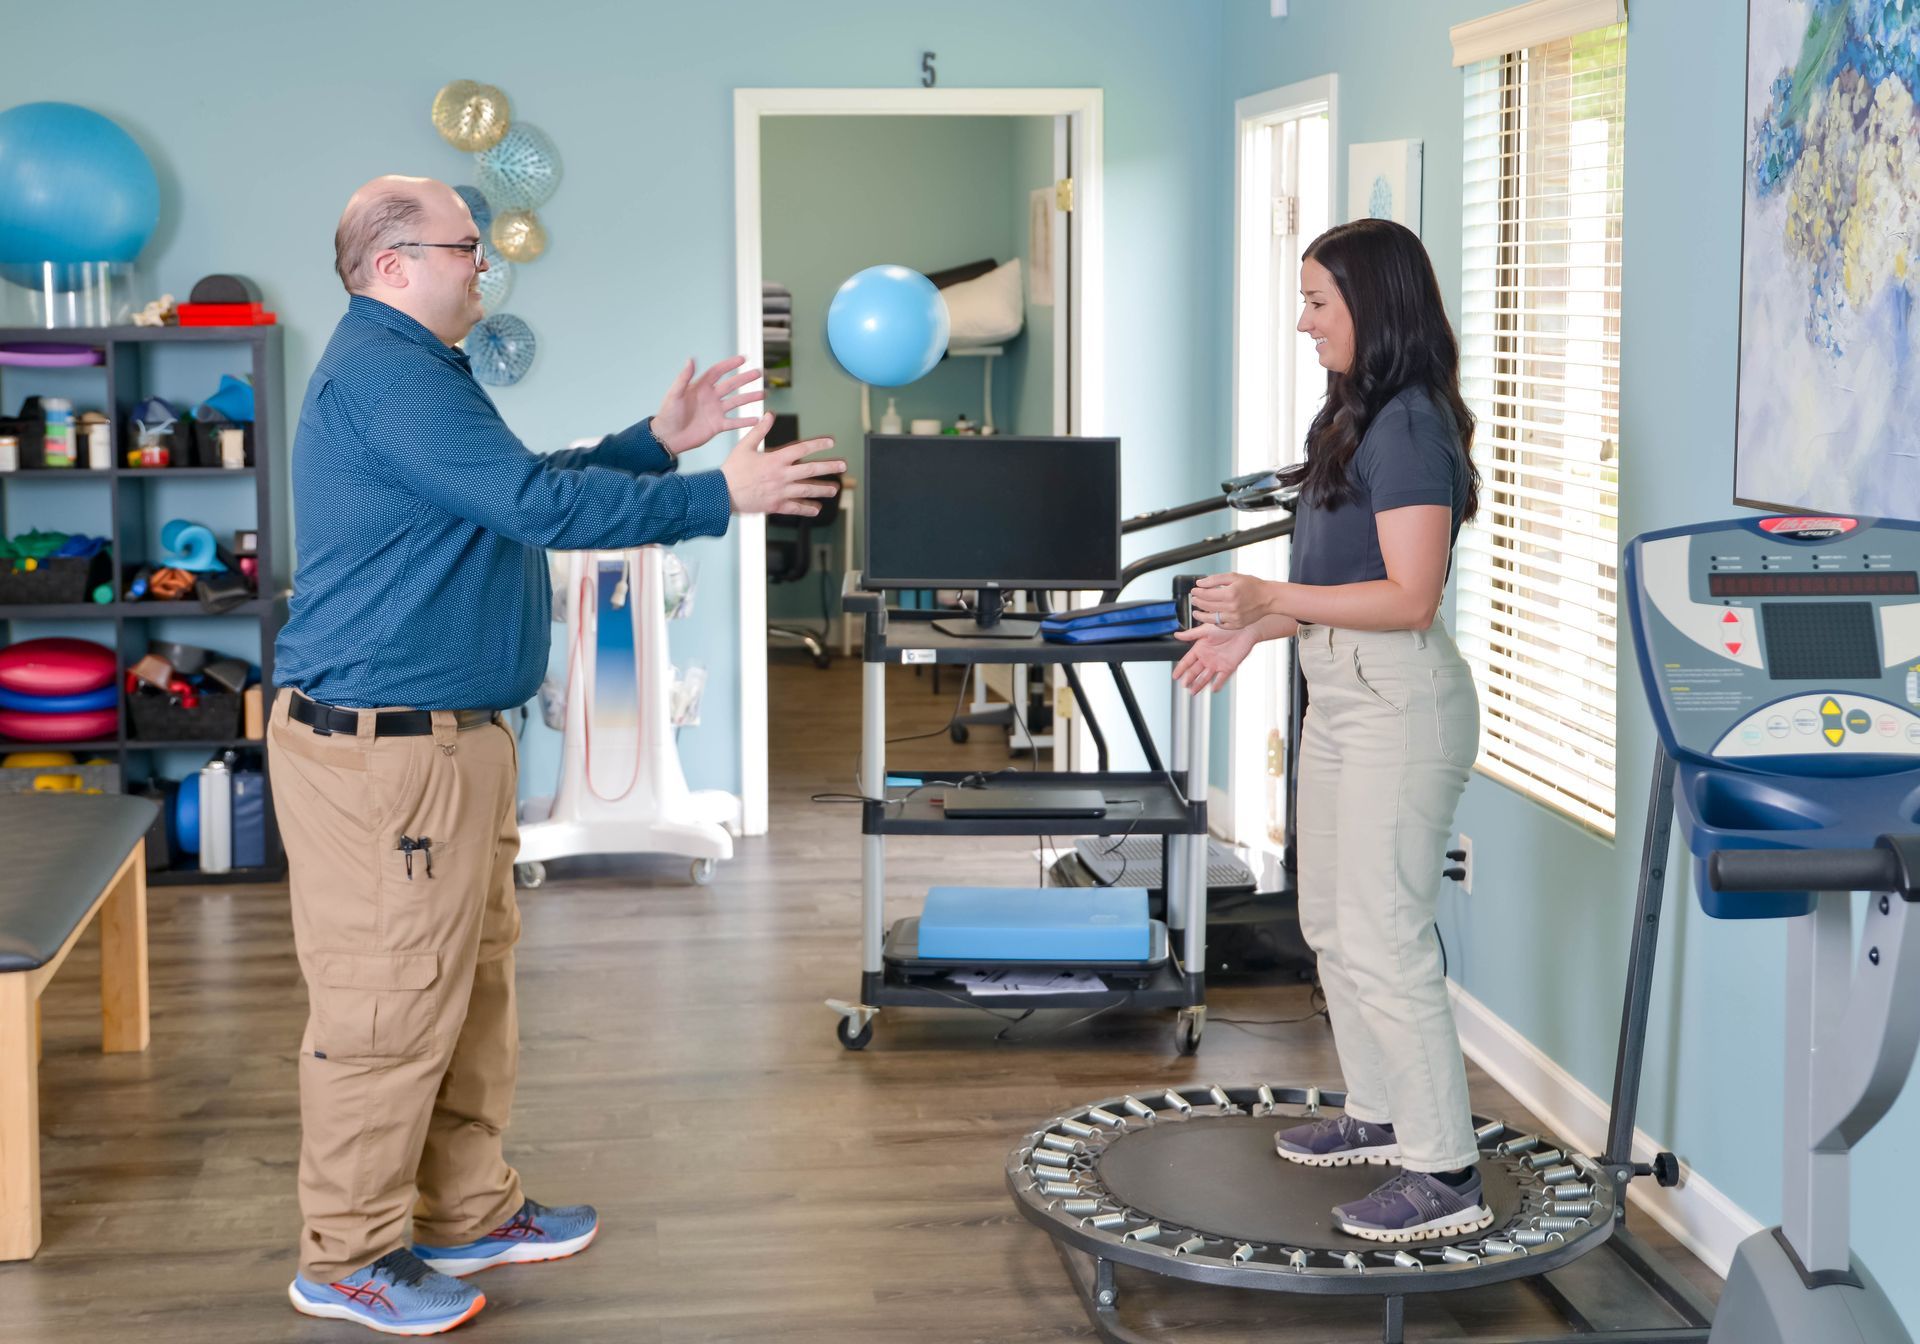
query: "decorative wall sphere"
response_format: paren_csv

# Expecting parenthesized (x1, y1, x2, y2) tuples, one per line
(467, 313, 536, 387)
(431, 80, 510, 152)
(474, 244, 512, 313)
(474, 123, 561, 211)
(453, 184, 493, 235)
(490, 209, 546, 263)
(0, 102, 160, 267)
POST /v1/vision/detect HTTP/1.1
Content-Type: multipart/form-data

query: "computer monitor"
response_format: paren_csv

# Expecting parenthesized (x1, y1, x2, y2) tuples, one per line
(862, 434, 1122, 638)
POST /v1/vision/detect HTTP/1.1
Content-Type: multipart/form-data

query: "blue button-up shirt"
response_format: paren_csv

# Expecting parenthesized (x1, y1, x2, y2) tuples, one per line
(274, 295, 732, 710)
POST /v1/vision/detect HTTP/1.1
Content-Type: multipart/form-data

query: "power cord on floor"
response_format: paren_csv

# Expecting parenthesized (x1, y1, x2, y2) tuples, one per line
(885, 663, 977, 747)
(1212, 981, 1330, 1036)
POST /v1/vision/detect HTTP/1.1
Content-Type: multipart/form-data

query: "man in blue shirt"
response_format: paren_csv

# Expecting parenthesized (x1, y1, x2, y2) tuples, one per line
(272, 175, 842, 1335)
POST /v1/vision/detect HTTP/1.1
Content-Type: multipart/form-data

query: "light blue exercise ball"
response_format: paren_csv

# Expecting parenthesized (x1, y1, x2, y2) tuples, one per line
(0, 103, 160, 273)
(825, 265, 950, 387)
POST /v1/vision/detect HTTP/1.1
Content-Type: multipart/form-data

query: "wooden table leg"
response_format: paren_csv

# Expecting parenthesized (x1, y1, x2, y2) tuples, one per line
(0, 974, 40, 1261)
(99, 847, 149, 1055)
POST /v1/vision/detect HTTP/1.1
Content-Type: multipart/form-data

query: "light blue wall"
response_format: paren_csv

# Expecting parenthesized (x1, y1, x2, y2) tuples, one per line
(1223, 0, 1917, 1323)
(4, 0, 1230, 795)
(759, 115, 1044, 625)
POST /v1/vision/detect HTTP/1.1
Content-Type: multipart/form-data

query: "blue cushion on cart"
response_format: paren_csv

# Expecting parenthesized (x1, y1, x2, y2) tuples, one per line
(920, 886, 1151, 961)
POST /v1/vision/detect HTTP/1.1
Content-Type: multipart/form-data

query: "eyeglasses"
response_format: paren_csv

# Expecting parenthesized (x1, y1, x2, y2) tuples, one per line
(393, 240, 484, 268)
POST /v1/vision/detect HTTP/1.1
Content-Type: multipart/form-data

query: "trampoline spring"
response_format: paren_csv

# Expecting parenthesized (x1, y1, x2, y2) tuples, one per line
(1256, 1085, 1277, 1115)
(1031, 1149, 1073, 1169)
(1172, 1236, 1209, 1257)
(1059, 1120, 1098, 1139)
(1339, 1251, 1367, 1273)
(1482, 1238, 1527, 1257)
(1475, 1120, 1509, 1145)
(1286, 1249, 1310, 1271)
(1540, 1164, 1581, 1185)
(1231, 1243, 1257, 1264)
(1039, 1181, 1084, 1197)
(1121, 1096, 1157, 1121)
(1497, 1134, 1542, 1156)
(1513, 1229, 1564, 1247)
(1122, 1223, 1164, 1244)
(1538, 1215, 1591, 1233)
(1549, 1201, 1595, 1218)
(1304, 1086, 1322, 1115)
(1041, 1135, 1084, 1155)
(1439, 1246, 1481, 1267)
(1087, 1107, 1126, 1129)
(1390, 1251, 1425, 1271)
(1056, 1199, 1104, 1216)
(1550, 1182, 1592, 1201)
(1086, 1212, 1131, 1231)
(1161, 1090, 1194, 1116)
(1207, 1085, 1235, 1111)
(1524, 1148, 1565, 1169)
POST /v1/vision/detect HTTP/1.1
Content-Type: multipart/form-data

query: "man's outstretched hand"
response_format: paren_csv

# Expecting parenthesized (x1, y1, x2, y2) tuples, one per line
(720, 414, 844, 517)
(653, 355, 767, 456)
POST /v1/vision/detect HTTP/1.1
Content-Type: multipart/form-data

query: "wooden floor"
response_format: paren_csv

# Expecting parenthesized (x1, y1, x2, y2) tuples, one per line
(5, 651, 1720, 1343)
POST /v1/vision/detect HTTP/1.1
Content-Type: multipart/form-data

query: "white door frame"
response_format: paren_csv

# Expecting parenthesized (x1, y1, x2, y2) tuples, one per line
(1226, 75, 1336, 851)
(732, 87, 1105, 835)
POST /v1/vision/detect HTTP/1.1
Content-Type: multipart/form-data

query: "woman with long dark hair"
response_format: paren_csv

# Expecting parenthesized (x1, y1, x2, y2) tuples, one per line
(1178, 218, 1489, 1243)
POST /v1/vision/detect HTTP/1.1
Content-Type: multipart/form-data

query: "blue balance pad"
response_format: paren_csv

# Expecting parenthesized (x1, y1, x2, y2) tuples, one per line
(919, 887, 1151, 961)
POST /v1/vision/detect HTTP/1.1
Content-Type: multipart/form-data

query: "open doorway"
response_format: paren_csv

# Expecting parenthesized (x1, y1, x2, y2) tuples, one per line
(732, 89, 1104, 834)
(1226, 76, 1336, 856)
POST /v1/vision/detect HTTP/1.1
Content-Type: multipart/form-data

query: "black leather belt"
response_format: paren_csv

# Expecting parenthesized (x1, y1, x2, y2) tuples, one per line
(290, 692, 496, 738)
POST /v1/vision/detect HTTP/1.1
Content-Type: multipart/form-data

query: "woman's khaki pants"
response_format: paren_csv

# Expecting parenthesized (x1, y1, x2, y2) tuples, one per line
(1293, 619, 1481, 1172)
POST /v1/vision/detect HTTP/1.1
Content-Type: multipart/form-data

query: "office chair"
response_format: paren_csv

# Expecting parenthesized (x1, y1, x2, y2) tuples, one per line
(765, 413, 841, 668)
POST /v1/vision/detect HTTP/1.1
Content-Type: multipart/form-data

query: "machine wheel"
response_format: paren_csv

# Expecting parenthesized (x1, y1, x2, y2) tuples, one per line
(836, 1015, 874, 1050)
(949, 723, 969, 744)
(515, 861, 546, 890)
(1175, 1010, 1204, 1055)
(690, 858, 717, 887)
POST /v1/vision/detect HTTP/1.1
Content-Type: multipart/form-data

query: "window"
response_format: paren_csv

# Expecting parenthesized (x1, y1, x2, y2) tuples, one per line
(1454, 13, 1625, 834)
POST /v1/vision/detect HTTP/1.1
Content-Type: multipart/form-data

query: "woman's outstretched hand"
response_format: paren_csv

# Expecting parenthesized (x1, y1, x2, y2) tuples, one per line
(1172, 622, 1258, 692)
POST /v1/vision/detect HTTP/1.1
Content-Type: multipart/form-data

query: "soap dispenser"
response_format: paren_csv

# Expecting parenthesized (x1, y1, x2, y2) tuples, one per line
(880, 397, 903, 434)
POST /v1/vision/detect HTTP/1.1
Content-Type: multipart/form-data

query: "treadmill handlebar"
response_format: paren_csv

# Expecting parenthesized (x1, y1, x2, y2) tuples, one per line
(1709, 835, 1920, 899)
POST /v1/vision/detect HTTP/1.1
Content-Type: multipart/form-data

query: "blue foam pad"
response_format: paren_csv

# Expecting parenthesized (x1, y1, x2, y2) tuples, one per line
(919, 886, 1151, 961)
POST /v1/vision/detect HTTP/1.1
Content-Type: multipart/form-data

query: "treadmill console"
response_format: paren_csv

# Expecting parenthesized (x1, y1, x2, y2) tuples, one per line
(1624, 515, 1920, 773)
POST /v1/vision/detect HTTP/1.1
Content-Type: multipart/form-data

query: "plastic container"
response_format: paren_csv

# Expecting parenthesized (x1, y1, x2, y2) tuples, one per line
(198, 759, 232, 874)
(41, 398, 75, 468)
(880, 397, 903, 434)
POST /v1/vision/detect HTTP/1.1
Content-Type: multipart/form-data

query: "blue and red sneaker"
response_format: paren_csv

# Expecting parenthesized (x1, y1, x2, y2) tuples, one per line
(288, 1247, 485, 1336)
(414, 1198, 599, 1277)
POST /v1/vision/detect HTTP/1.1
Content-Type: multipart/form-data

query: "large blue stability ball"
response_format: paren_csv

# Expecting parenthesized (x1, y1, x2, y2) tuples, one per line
(0, 102, 160, 280)
(825, 265, 950, 386)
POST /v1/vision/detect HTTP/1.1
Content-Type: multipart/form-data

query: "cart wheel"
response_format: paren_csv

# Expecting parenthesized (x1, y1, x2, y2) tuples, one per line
(949, 723, 970, 744)
(1176, 1010, 1204, 1055)
(811, 649, 832, 670)
(836, 1015, 874, 1051)
(515, 861, 546, 890)
(690, 858, 717, 887)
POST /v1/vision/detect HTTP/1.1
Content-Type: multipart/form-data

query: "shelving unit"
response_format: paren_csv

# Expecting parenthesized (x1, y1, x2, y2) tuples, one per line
(828, 578, 1215, 1053)
(0, 324, 287, 883)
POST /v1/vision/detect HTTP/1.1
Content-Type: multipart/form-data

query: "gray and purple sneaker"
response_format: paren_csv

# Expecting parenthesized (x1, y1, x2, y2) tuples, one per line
(1274, 1113, 1401, 1167)
(1334, 1168, 1494, 1243)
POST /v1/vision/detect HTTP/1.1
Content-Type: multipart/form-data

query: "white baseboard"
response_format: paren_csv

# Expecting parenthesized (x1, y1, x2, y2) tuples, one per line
(1447, 978, 1762, 1278)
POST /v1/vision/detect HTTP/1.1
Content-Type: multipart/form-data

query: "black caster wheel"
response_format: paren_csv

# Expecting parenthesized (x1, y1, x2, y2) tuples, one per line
(836, 1016, 874, 1051)
(1176, 1010, 1204, 1055)
(949, 724, 970, 744)
(811, 650, 832, 670)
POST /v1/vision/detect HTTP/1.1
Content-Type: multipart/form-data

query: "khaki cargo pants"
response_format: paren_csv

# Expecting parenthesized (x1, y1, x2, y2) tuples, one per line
(267, 690, 524, 1281)
(1294, 619, 1482, 1173)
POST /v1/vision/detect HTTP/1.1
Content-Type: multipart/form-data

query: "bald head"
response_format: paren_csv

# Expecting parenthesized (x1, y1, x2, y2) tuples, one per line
(334, 175, 452, 293)
(332, 174, 488, 345)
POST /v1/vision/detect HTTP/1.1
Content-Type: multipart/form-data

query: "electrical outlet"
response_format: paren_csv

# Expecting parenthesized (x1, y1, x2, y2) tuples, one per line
(1455, 833, 1473, 894)
(812, 542, 833, 573)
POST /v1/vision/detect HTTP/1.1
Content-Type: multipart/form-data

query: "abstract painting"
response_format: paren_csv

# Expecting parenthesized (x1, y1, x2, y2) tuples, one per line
(1736, 0, 1920, 514)
(1347, 139, 1422, 235)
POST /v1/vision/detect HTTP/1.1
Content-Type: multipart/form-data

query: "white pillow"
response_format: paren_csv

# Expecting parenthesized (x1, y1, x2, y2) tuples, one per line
(941, 258, 1024, 347)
